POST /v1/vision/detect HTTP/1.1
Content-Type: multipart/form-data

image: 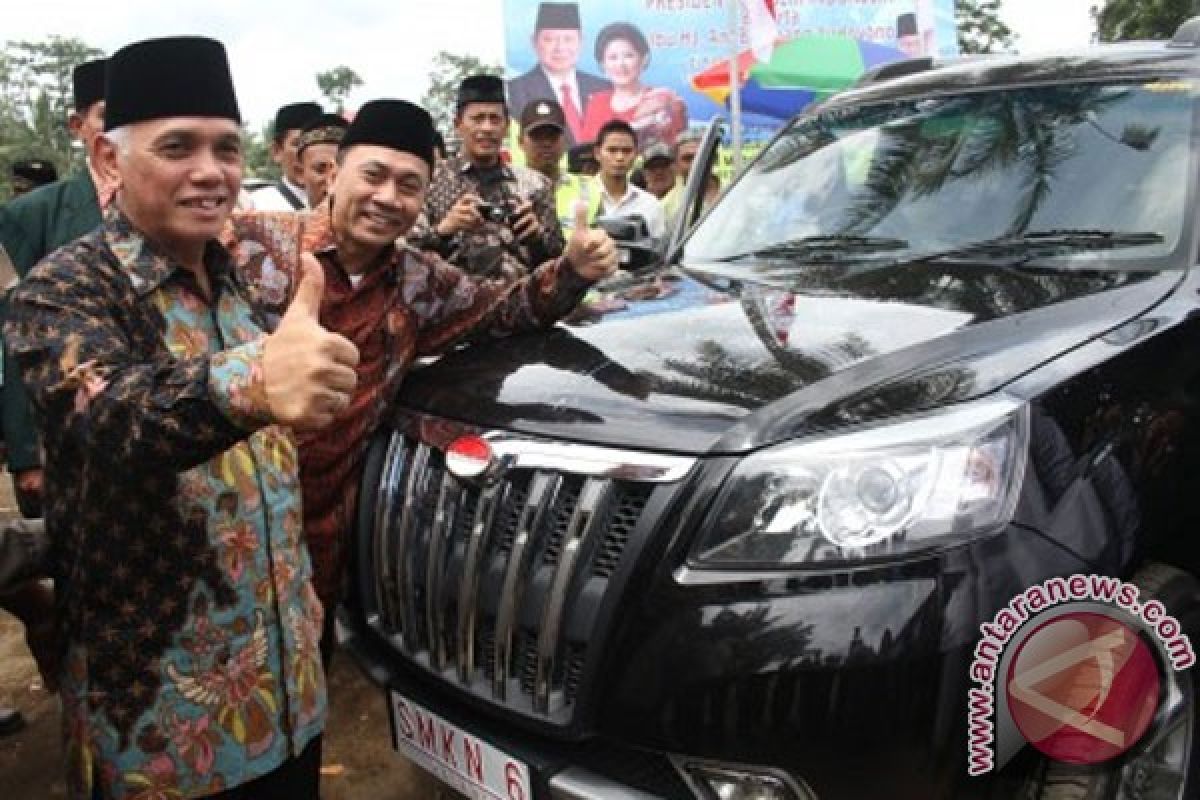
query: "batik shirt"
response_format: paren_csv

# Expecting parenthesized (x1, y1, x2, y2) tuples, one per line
(228, 204, 591, 612)
(3, 210, 325, 799)
(409, 155, 565, 281)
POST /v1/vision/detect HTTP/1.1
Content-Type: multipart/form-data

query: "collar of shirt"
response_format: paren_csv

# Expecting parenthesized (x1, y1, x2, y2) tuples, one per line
(282, 176, 309, 206)
(451, 155, 514, 185)
(595, 177, 643, 210)
(102, 206, 234, 297)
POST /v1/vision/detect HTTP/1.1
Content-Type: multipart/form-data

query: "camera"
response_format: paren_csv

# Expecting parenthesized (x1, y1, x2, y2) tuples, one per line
(477, 201, 510, 225)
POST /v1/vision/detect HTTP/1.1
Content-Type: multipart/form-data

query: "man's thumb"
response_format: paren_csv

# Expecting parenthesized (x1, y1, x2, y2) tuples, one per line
(287, 253, 325, 321)
(572, 199, 590, 236)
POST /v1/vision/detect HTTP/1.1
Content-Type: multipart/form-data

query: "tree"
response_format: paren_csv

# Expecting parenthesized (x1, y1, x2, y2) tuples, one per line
(242, 123, 277, 181)
(316, 66, 363, 114)
(0, 36, 104, 198)
(1093, 0, 1198, 41)
(420, 51, 504, 139)
(955, 0, 1016, 54)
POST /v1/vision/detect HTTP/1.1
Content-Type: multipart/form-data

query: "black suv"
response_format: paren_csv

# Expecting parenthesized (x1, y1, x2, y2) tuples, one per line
(344, 23, 1200, 800)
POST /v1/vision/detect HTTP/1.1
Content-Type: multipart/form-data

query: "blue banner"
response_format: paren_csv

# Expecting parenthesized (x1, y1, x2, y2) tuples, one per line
(503, 0, 958, 148)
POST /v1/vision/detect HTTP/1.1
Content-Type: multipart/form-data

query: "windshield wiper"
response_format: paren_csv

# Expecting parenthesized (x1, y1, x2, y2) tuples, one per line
(921, 229, 1164, 265)
(717, 234, 909, 262)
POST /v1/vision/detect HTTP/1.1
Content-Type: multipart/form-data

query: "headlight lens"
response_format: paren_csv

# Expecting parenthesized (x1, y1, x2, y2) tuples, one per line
(692, 396, 1028, 567)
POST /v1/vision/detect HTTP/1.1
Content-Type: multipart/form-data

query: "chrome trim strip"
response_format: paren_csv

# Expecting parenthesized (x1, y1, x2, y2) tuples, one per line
(371, 433, 405, 630)
(425, 472, 461, 672)
(483, 434, 695, 484)
(493, 472, 560, 700)
(393, 442, 430, 648)
(548, 767, 667, 800)
(535, 478, 611, 713)
(456, 480, 505, 683)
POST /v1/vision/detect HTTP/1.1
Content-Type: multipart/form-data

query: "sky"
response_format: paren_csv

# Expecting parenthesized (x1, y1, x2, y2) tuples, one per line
(2, 0, 1098, 130)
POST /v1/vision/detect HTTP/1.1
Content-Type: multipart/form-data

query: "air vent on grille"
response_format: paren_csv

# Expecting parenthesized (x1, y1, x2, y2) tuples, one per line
(366, 430, 687, 726)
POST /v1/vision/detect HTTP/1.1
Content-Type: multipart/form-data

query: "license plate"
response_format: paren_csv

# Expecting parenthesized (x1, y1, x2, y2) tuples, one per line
(389, 690, 532, 800)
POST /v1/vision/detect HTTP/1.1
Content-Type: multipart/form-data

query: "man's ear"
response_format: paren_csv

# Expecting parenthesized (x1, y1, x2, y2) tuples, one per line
(269, 140, 283, 164)
(94, 134, 120, 189)
(67, 111, 84, 140)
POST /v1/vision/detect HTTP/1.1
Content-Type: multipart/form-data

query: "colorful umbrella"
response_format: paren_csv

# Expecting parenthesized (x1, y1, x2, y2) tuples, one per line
(691, 35, 905, 119)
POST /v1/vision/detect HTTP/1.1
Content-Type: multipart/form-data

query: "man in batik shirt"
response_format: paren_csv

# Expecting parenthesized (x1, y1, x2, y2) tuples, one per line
(231, 99, 617, 662)
(409, 75, 565, 281)
(4, 36, 360, 799)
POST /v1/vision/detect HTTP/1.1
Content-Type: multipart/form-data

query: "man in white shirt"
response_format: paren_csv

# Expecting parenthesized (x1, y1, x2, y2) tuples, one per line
(592, 119, 665, 240)
(249, 101, 323, 210)
(507, 2, 610, 146)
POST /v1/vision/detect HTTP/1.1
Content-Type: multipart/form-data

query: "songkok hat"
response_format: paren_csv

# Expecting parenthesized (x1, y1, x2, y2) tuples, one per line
(535, 2, 581, 32)
(339, 99, 437, 168)
(457, 75, 506, 114)
(273, 101, 323, 137)
(297, 113, 348, 155)
(897, 13, 919, 37)
(520, 99, 565, 135)
(73, 58, 107, 112)
(11, 159, 58, 186)
(104, 36, 241, 131)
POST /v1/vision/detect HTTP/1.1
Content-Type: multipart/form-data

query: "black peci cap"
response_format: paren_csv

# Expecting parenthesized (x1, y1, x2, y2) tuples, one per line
(339, 99, 437, 168)
(897, 13, 919, 37)
(72, 58, 107, 112)
(273, 101, 323, 138)
(457, 74, 507, 114)
(11, 158, 58, 186)
(104, 36, 241, 131)
(535, 2, 581, 32)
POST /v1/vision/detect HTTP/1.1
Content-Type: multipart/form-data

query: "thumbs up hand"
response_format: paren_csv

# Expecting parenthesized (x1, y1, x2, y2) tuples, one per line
(262, 253, 360, 430)
(564, 202, 618, 282)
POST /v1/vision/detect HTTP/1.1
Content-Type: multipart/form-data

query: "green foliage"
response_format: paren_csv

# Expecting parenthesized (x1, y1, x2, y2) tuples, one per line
(316, 66, 363, 113)
(955, 0, 1016, 54)
(1093, 0, 1199, 42)
(420, 51, 504, 141)
(243, 122, 278, 182)
(0, 36, 104, 200)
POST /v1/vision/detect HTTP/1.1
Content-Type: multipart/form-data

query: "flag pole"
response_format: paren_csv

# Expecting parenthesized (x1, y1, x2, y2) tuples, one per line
(728, 0, 743, 173)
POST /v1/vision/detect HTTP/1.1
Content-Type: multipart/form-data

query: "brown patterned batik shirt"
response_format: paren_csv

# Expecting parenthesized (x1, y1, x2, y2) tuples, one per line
(3, 209, 324, 799)
(408, 155, 565, 281)
(229, 202, 591, 614)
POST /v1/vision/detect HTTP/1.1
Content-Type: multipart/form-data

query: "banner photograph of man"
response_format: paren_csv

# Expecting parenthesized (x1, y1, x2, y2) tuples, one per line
(506, 2, 610, 146)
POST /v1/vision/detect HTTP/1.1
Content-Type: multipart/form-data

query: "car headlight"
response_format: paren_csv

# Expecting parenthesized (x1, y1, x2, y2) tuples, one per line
(692, 396, 1029, 567)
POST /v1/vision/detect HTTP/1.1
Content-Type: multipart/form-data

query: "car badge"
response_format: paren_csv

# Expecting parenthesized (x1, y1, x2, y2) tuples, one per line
(445, 435, 494, 480)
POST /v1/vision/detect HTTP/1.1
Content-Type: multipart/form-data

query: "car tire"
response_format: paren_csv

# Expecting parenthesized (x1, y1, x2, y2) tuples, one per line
(1029, 562, 1200, 800)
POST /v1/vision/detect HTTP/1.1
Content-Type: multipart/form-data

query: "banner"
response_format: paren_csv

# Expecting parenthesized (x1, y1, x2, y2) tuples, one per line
(502, 0, 958, 149)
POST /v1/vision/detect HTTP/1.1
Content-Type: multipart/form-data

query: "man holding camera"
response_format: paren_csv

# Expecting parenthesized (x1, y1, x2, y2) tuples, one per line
(410, 75, 564, 281)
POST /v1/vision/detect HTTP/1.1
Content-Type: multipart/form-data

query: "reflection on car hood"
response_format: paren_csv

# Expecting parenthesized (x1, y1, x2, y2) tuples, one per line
(395, 263, 1178, 455)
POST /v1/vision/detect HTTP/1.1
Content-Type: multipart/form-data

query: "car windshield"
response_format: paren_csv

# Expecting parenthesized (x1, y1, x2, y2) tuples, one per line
(683, 79, 1196, 271)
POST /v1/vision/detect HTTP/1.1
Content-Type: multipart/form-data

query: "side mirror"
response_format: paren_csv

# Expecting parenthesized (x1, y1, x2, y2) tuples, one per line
(594, 214, 662, 272)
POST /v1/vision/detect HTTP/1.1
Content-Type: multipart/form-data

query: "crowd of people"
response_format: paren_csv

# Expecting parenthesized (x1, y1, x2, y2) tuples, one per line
(0, 17, 652, 798)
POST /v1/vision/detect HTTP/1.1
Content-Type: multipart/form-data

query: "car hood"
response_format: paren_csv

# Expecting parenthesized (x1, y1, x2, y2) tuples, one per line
(396, 262, 1179, 455)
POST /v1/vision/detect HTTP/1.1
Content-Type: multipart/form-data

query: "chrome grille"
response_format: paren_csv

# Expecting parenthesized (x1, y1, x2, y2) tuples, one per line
(366, 426, 694, 724)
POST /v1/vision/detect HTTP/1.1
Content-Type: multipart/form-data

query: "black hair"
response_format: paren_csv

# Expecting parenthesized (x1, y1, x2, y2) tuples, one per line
(594, 22, 650, 64)
(594, 119, 637, 149)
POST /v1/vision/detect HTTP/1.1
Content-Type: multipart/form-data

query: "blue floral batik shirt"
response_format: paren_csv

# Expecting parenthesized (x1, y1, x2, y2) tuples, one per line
(3, 209, 325, 799)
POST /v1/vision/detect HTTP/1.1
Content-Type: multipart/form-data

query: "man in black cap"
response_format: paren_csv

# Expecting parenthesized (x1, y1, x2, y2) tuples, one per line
(508, 1, 610, 145)
(231, 97, 617, 665)
(296, 112, 348, 209)
(0, 57, 109, 521)
(518, 98, 593, 233)
(6, 35, 358, 799)
(250, 101, 324, 210)
(897, 12, 926, 58)
(411, 74, 565, 281)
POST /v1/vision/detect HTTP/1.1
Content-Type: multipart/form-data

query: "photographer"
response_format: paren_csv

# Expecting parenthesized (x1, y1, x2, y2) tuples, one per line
(410, 75, 565, 281)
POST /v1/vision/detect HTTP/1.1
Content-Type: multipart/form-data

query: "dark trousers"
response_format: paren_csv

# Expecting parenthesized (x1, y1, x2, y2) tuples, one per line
(92, 735, 322, 800)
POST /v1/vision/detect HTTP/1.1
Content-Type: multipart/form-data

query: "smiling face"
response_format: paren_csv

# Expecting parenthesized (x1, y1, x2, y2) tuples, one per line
(102, 116, 243, 258)
(330, 144, 430, 254)
(534, 28, 581, 75)
(601, 37, 646, 89)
